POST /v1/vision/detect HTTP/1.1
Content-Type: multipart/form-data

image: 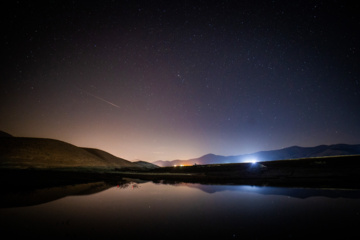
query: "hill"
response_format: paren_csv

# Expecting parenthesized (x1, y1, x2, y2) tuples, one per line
(132, 160, 160, 170)
(82, 148, 138, 169)
(154, 144, 360, 167)
(82, 149, 158, 170)
(0, 132, 157, 171)
(0, 130, 13, 138)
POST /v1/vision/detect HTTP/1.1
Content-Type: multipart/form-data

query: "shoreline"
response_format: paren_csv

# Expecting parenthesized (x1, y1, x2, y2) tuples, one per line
(1, 155, 360, 190)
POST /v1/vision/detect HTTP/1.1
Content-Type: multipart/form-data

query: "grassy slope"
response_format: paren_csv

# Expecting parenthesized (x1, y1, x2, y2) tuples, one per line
(82, 148, 138, 168)
(0, 137, 108, 169)
(0, 137, 155, 170)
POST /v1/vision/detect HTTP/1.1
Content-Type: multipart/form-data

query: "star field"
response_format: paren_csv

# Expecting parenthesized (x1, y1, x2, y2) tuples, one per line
(1, 0, 360, 162)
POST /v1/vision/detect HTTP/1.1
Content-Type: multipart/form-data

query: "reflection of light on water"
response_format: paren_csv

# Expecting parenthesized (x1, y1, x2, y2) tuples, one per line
(3, 180, 360, 240)
(236, 185, 263, 192)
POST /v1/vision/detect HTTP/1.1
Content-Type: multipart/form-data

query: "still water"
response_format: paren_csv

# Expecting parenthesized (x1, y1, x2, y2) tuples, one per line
(1, 180, 360, 239)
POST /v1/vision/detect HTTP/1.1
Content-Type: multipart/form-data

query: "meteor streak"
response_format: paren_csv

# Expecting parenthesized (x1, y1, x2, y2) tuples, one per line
(79, 88, 121, 109)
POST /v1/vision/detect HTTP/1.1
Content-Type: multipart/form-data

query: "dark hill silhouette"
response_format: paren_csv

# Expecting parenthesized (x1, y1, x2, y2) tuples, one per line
(133, 160, 160, 169)
(0, 131, 157, 170)
(154, 144, 360, 167)
(0, 131, 13, 138)
(82, 148, 159, 170)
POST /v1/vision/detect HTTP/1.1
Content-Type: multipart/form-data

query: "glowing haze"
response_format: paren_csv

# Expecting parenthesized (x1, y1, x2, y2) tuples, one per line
(2, 1, 360, 162)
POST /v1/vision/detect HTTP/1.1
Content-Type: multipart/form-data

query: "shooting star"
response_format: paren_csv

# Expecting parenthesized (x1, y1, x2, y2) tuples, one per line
(78, 88, 121, 109)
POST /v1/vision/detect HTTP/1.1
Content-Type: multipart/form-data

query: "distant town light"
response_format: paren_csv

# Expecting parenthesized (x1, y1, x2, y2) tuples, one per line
(244, 158, 257, 164)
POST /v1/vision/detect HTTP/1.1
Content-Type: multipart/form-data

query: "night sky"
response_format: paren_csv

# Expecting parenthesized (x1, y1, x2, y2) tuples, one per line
(2, 0, 360, 162)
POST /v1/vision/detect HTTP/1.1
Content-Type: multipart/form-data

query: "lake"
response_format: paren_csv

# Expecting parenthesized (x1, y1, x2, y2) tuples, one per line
(1, 179, 360, 239)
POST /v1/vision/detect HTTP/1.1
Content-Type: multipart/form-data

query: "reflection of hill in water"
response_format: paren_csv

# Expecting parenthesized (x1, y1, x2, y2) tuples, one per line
(0, 182, 113, 208)
(181, 183, 360, 199)
(0, 169, 142, 208)
(3, 177, 360, 208)
(0, 169, 143, 208)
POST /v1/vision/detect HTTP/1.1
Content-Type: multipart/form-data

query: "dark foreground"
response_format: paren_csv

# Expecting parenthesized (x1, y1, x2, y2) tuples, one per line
(2, 155, 360, 240)
(1, 155, 360, 190)
(140, 155, 360, 188)
(2, 179, 360, 240)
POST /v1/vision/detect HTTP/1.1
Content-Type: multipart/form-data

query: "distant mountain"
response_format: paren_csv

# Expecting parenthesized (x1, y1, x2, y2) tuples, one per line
(0, 131, 158, 170)
(153, 144, 360, 167)
(154, 154, 231, 167)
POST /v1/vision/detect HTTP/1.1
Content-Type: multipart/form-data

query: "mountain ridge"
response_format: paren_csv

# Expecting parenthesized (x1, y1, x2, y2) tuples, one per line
(153, 144, 360, 167)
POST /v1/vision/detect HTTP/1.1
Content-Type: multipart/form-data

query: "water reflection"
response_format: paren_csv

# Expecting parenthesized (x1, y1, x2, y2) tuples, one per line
(182, 183, 360, 199)
(0, 178, 137, 208)
(0, 181, 111, 208)
(2, 179, 360, 209)
(1, 180, 360, 239)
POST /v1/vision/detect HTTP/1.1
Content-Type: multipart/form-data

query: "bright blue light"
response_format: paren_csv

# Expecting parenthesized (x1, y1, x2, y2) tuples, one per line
(244, 158, 257, 164)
